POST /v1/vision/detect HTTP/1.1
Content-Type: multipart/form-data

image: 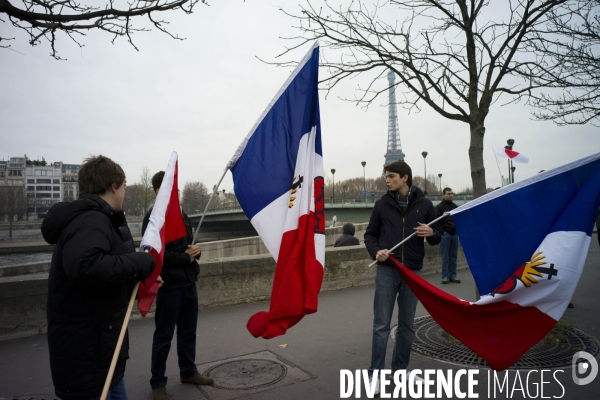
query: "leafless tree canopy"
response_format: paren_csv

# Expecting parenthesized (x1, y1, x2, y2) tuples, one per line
(181, 181, 208, 214)
(0, 0, 205, 59)
(279, 0, 572, 197)
(529, 0, 600, 125)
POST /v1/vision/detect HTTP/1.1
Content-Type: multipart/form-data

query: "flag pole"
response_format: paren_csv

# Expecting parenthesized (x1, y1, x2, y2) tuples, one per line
(191, 168, 228, 244)
(368, 212, 449, 267)
(100, 281, 140, 400)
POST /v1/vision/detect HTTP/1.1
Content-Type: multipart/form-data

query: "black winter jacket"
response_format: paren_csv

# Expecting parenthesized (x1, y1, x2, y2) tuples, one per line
(42, 194, 156, 400)
(434, 199, 458, 235)
(142, 207, 200, 291)
(364, 187, 441, 269)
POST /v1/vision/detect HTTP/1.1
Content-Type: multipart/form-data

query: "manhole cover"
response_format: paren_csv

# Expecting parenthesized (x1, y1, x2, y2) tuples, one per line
(392, 315, 599, 369)
(204, 358, 287, 390)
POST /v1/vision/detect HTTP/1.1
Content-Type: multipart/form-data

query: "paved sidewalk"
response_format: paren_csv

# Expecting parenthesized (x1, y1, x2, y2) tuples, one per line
(0, 239, 598, 400)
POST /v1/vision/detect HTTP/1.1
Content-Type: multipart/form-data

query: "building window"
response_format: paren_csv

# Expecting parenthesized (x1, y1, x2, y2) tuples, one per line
(27, 186, 35, 191)
(27, 179, 35, 183)
(37, 179, 51, 184)
(36, 186, 51, 191)
(0, 172, 4, 178)
(53, 193, 60, 198)
(53, 179, 60, 184)
(53, 186, 60, 191)
(8, 170, 23, 176)
(36, 193, 51, 198)
(34, 170, 53, 176)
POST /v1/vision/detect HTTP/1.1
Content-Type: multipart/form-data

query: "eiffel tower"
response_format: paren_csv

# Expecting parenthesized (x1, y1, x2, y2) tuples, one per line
(384, 70, 405, 166)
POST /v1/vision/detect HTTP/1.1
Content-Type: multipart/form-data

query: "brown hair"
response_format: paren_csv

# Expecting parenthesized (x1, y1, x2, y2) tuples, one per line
(443, 187, 453, 194)
(78, 155, 125, 195)
(384, 160, 412, 187)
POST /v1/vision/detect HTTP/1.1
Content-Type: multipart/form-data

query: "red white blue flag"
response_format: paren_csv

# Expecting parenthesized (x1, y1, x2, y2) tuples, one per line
(227, 42, 325, 339)
(493, 144, 529, 163)
(392, 151, 600, 370)
(137, 152, 187, 317)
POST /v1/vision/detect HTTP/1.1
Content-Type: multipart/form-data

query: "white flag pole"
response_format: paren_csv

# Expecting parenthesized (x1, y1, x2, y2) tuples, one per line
(368, 212, 450, 268)
(191, 168, 228, 244)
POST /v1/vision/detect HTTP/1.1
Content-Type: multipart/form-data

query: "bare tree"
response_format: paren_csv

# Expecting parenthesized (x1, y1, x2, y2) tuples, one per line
(529, 0, 600, 125)
(280, 0, 572, 197)
(0, 186, 26, 238)
(139, 166, 155, 215)
(181, 181, 208, 214)
(122, 183, 144, 216)
(0, 0, 205, 59)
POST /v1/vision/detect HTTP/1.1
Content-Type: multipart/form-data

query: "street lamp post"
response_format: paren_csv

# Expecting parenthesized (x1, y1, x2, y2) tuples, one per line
(421, 152, 428, 194)
(361, 161, 366, 198)
(438, 173, 442, 194)
(505, 139, 515, 184)
(511, 166, 516, 183)
(331, 168, 336, 200)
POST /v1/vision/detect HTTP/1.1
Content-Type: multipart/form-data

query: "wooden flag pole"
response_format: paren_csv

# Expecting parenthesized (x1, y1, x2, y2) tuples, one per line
(368, 212, 450, 268)
(100, 281, 140, 400)
(191, 168, 228, 244)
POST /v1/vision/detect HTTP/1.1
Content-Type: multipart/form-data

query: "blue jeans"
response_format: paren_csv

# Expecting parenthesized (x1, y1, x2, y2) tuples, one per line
(86, 378, 128, 400)
(369, 264, 420, 374)
(440, 233, 459, 280)
(150, 284, 199, 390)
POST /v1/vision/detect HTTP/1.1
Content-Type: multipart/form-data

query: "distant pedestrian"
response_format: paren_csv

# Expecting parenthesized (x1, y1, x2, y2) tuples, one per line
(42, 155, 156, 400)
(435, 188, 460, 284)
(334, 222, 360, 247)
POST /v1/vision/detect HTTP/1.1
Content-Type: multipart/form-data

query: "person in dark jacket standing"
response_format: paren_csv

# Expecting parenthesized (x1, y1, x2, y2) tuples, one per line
(434, 187, 460, 284)
(143, 171, 213, 400)
(334, 222, 360, 247)
(42, 155, 156, 400)
(364, 160, 441, 394)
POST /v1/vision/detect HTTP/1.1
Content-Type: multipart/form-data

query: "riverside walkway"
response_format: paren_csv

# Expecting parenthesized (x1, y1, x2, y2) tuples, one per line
(0, 237, 598, 400)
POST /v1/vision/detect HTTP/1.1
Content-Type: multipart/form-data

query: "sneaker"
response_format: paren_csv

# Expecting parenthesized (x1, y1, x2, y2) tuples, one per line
(152, 387, 168, 400)
(181, 373, 214, 385)
(449, 277, 461, 283)
(568, 302, 575, 308)
(442, 278, 449, 284)
(368, 376, 380, 396)
(407, 370, 424, 383)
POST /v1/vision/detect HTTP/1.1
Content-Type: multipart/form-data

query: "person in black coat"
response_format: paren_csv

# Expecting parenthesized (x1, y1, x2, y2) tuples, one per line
(143, 171, 213, 400)
(334, 222, 360, 247)
(364, 160, 441, 393)
(434, 187, 460, 284)
(42, 155, 156, 400)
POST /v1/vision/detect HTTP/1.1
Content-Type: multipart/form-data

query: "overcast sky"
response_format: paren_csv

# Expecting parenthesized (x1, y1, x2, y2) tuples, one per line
(1, 1, 598, 195)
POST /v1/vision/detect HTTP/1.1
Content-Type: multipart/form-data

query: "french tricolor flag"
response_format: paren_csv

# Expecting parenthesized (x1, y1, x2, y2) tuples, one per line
(227, 42, 325, 339)
(392, 151, 600, 370)
(137, 152, 187, 317)
(493, 144, 529, 163)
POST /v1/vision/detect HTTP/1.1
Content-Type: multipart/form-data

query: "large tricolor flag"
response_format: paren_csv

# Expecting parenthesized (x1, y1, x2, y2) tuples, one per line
(226, 42, 325, 339)
(391, 151, 600, 370)
(493, 144, 529, 163)
(137, 152, 187, 317)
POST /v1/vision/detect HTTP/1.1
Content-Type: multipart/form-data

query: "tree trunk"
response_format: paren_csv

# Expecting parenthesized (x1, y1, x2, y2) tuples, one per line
(469, 119, 487, 198)
(8, 217, 13, 239)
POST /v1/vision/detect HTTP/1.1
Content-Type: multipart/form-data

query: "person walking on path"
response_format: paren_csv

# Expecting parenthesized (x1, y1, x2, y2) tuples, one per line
(334, 222, 360, 247)
(435, 187, 461, 284)
(42, 155, 156, 400)
(364, 160, 441, 394)
(143, 171, 213, 400)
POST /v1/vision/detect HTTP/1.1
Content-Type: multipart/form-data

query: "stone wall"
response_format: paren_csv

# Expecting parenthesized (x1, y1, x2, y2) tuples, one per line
(0, 237, 467, 341)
